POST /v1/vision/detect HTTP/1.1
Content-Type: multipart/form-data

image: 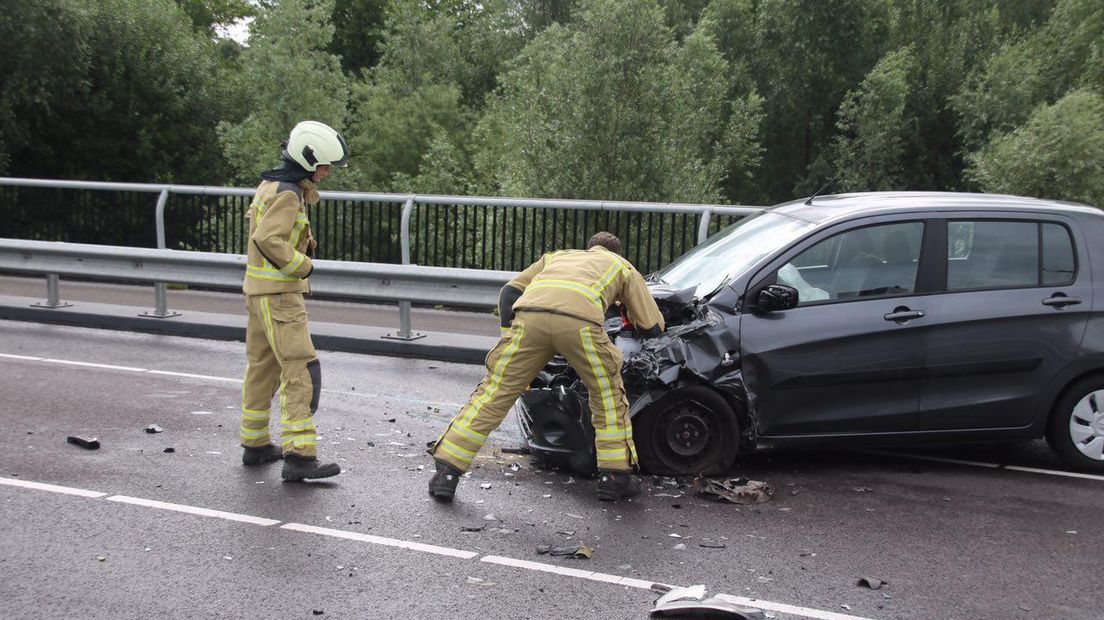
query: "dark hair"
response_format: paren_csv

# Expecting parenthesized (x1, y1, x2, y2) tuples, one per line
(587, 231, 622, 255)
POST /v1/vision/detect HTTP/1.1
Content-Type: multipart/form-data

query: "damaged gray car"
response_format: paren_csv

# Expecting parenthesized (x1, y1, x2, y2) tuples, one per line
(515, 192, 1104, 475)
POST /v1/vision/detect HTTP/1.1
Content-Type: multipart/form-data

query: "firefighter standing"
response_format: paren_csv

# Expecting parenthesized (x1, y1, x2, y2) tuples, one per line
(428, 232, 665, 501)
(239, 120, 348, 481)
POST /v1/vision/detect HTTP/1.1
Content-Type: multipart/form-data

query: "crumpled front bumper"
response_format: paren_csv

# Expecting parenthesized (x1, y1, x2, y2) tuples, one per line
(514, 387, 598, 475)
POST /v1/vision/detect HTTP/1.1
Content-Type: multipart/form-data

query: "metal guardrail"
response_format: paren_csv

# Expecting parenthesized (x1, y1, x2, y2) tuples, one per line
(0, 177, 763, 338)
(0, 239, 513, 338)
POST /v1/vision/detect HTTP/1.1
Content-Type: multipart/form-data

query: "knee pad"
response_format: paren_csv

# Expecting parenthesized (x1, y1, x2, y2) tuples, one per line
(307, 359, 321, 413)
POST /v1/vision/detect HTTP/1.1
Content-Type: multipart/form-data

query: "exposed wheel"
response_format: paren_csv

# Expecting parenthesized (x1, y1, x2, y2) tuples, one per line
(634, 385, 739, 476)
(1047, 376, 1104, 473)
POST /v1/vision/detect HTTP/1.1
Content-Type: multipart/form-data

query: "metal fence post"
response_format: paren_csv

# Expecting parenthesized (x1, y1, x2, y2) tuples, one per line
(382, 196, 425, 341)
(697, 209, 712, 245)
(30, 273, 73, 309)
(141, 189, 181, 318)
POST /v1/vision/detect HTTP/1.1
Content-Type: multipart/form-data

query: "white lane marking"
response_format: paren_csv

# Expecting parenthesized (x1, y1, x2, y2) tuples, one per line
(0, 477, 107, 498)
(0, 353, 42, 361)
(864, 450, 1104, 482)
(714, 594, 875, 620)
(481, 555, 661, 590)
(106, 495, 280, 526)
(146, 369, 241, 384)
(281, 522, 478, 559)
(1, 352, 464, 408)
(40, 358, 148, 373)
(3, 474, 870, 620)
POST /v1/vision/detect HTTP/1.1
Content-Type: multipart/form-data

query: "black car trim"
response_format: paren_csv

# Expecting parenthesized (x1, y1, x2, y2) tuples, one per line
(774, 357, 1042, 388)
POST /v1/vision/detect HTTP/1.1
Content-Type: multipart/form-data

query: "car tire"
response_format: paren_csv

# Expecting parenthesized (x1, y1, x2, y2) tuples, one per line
(633, 385, 739, 476)
(1047, 375, 1104, 473)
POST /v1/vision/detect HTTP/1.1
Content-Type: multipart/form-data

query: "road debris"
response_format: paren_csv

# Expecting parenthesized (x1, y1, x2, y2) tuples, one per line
(483, 513, 499, 522)
(466, 577, 496, 587)
(652, 586, 765, 619)
(163, 447, 175, 453)
(312, 610, 324, 615)
(480, 483, 492, 490)
(460, 524, 486, 532)
(857, 577, 886, 590)
(699, 539, 727, 549)
(692, 477, 773, 504)
(536, 543, 593, 559)
(145, 424, 163, 434)
(673, 543, 687, 550)
(557, 530, 576, 537)
(66, 435, 100, 450)
(95, 555, 107, 562)
(853, 487, 873, 493)
(500, 446, 531, 455)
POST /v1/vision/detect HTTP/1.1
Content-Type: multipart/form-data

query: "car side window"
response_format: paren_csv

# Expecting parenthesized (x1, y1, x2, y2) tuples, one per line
(1042, 223, 1075, 285)
(947, 220, 1074, 290)
(778, 222, 924, 306)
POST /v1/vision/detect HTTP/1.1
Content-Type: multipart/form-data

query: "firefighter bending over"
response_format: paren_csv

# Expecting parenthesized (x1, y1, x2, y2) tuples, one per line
(427, 232, 665, 501)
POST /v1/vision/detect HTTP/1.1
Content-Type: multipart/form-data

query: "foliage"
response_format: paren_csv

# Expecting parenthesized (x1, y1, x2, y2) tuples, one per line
(832, 47, 916, 191)
(0, 0, 227, 183)
(475, 0, 762, 203)
(967, 90, 1104, 206)
(218, 0, 350, 185)
(6, 0, 1103, 210)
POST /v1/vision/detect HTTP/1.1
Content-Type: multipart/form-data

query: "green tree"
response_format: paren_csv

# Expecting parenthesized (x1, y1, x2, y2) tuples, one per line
(174, 0, 255, 35)
(832, 47, 915, 191)
(218, 0, 350, 185)
(967, 89, 1104, 206)
(750, 0, 894, 200)
(330, 0, 388, 75)
(955, 0, 1103, 152)
(476, 0, 762, 203)
(0, 0, 228, 183)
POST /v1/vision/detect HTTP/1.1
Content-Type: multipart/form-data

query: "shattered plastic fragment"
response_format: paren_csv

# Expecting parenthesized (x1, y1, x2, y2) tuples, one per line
(673, 543, 687, 550)
(163, 447, 175, 453)
(461, 524, 486, 532)
(466, 577, 496, 587)
(536, 544, 593, 559)
(145, 424, 163, 434)
(692, 477, 773, 504)
(857, 577, 886, 590)
(480, 483, 492, 490)
(67, 435, 100, 450)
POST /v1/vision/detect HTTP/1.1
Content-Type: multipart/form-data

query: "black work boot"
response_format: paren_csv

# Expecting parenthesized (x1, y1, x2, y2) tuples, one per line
(597, 470, 641, 501)
(281, 453, 341, 481)
(242, 444, 282, 466)
(428, 460, 462, 501)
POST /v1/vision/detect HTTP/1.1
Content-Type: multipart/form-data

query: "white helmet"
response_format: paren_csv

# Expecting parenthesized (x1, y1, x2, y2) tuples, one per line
(284, 120, 349, 171)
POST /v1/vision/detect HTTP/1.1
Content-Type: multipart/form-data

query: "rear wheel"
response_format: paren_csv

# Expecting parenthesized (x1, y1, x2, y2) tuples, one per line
(1047, 376, 1104, 473)
(634, 385, 739, 476)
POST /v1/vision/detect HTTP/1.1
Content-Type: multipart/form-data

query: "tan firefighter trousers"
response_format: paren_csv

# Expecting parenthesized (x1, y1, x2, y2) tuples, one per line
(240, 292, 321, 458)
(432, 310, 636, 472)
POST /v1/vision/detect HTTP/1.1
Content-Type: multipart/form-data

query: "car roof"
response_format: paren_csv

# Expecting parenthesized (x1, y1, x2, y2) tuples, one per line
(770, 191, 1102, 224)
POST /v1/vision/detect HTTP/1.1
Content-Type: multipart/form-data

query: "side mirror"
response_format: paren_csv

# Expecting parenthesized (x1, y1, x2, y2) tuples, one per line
(756, 284, 799, 313)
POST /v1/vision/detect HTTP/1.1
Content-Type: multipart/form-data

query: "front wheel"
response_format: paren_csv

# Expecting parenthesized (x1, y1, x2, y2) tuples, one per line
(633, 385, 739, 476)
(1047, 376, 1104, 473)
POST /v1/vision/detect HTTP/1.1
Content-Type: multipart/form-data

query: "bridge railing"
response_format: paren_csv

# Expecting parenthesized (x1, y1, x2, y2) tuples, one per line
(0, 177, 763, 338)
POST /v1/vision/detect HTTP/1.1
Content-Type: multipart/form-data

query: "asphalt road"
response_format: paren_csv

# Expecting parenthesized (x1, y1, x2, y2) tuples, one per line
(0, 320, 1099, 619)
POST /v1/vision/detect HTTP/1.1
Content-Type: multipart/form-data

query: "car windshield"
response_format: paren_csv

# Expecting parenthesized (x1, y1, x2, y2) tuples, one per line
(657, 211, 814, 298)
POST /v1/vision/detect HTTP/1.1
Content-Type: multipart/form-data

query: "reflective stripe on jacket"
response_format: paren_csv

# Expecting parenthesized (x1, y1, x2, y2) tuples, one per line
(509, 246, 665, 331)
(243, 180, 316, 295)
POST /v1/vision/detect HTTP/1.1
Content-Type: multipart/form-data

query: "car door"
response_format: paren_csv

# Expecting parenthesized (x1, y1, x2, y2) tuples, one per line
(916, 215, 1091, 430)
(740, 217, 933, 436)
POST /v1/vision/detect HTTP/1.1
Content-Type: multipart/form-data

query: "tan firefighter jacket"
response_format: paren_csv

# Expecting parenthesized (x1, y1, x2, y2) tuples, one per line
(509, 246, 665, 332)
(243, 180, 318, 296)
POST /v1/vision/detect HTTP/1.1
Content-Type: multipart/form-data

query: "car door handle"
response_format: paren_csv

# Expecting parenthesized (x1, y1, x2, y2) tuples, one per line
(884, 308, 925, 322)
(1042, 294, 1082, 308)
